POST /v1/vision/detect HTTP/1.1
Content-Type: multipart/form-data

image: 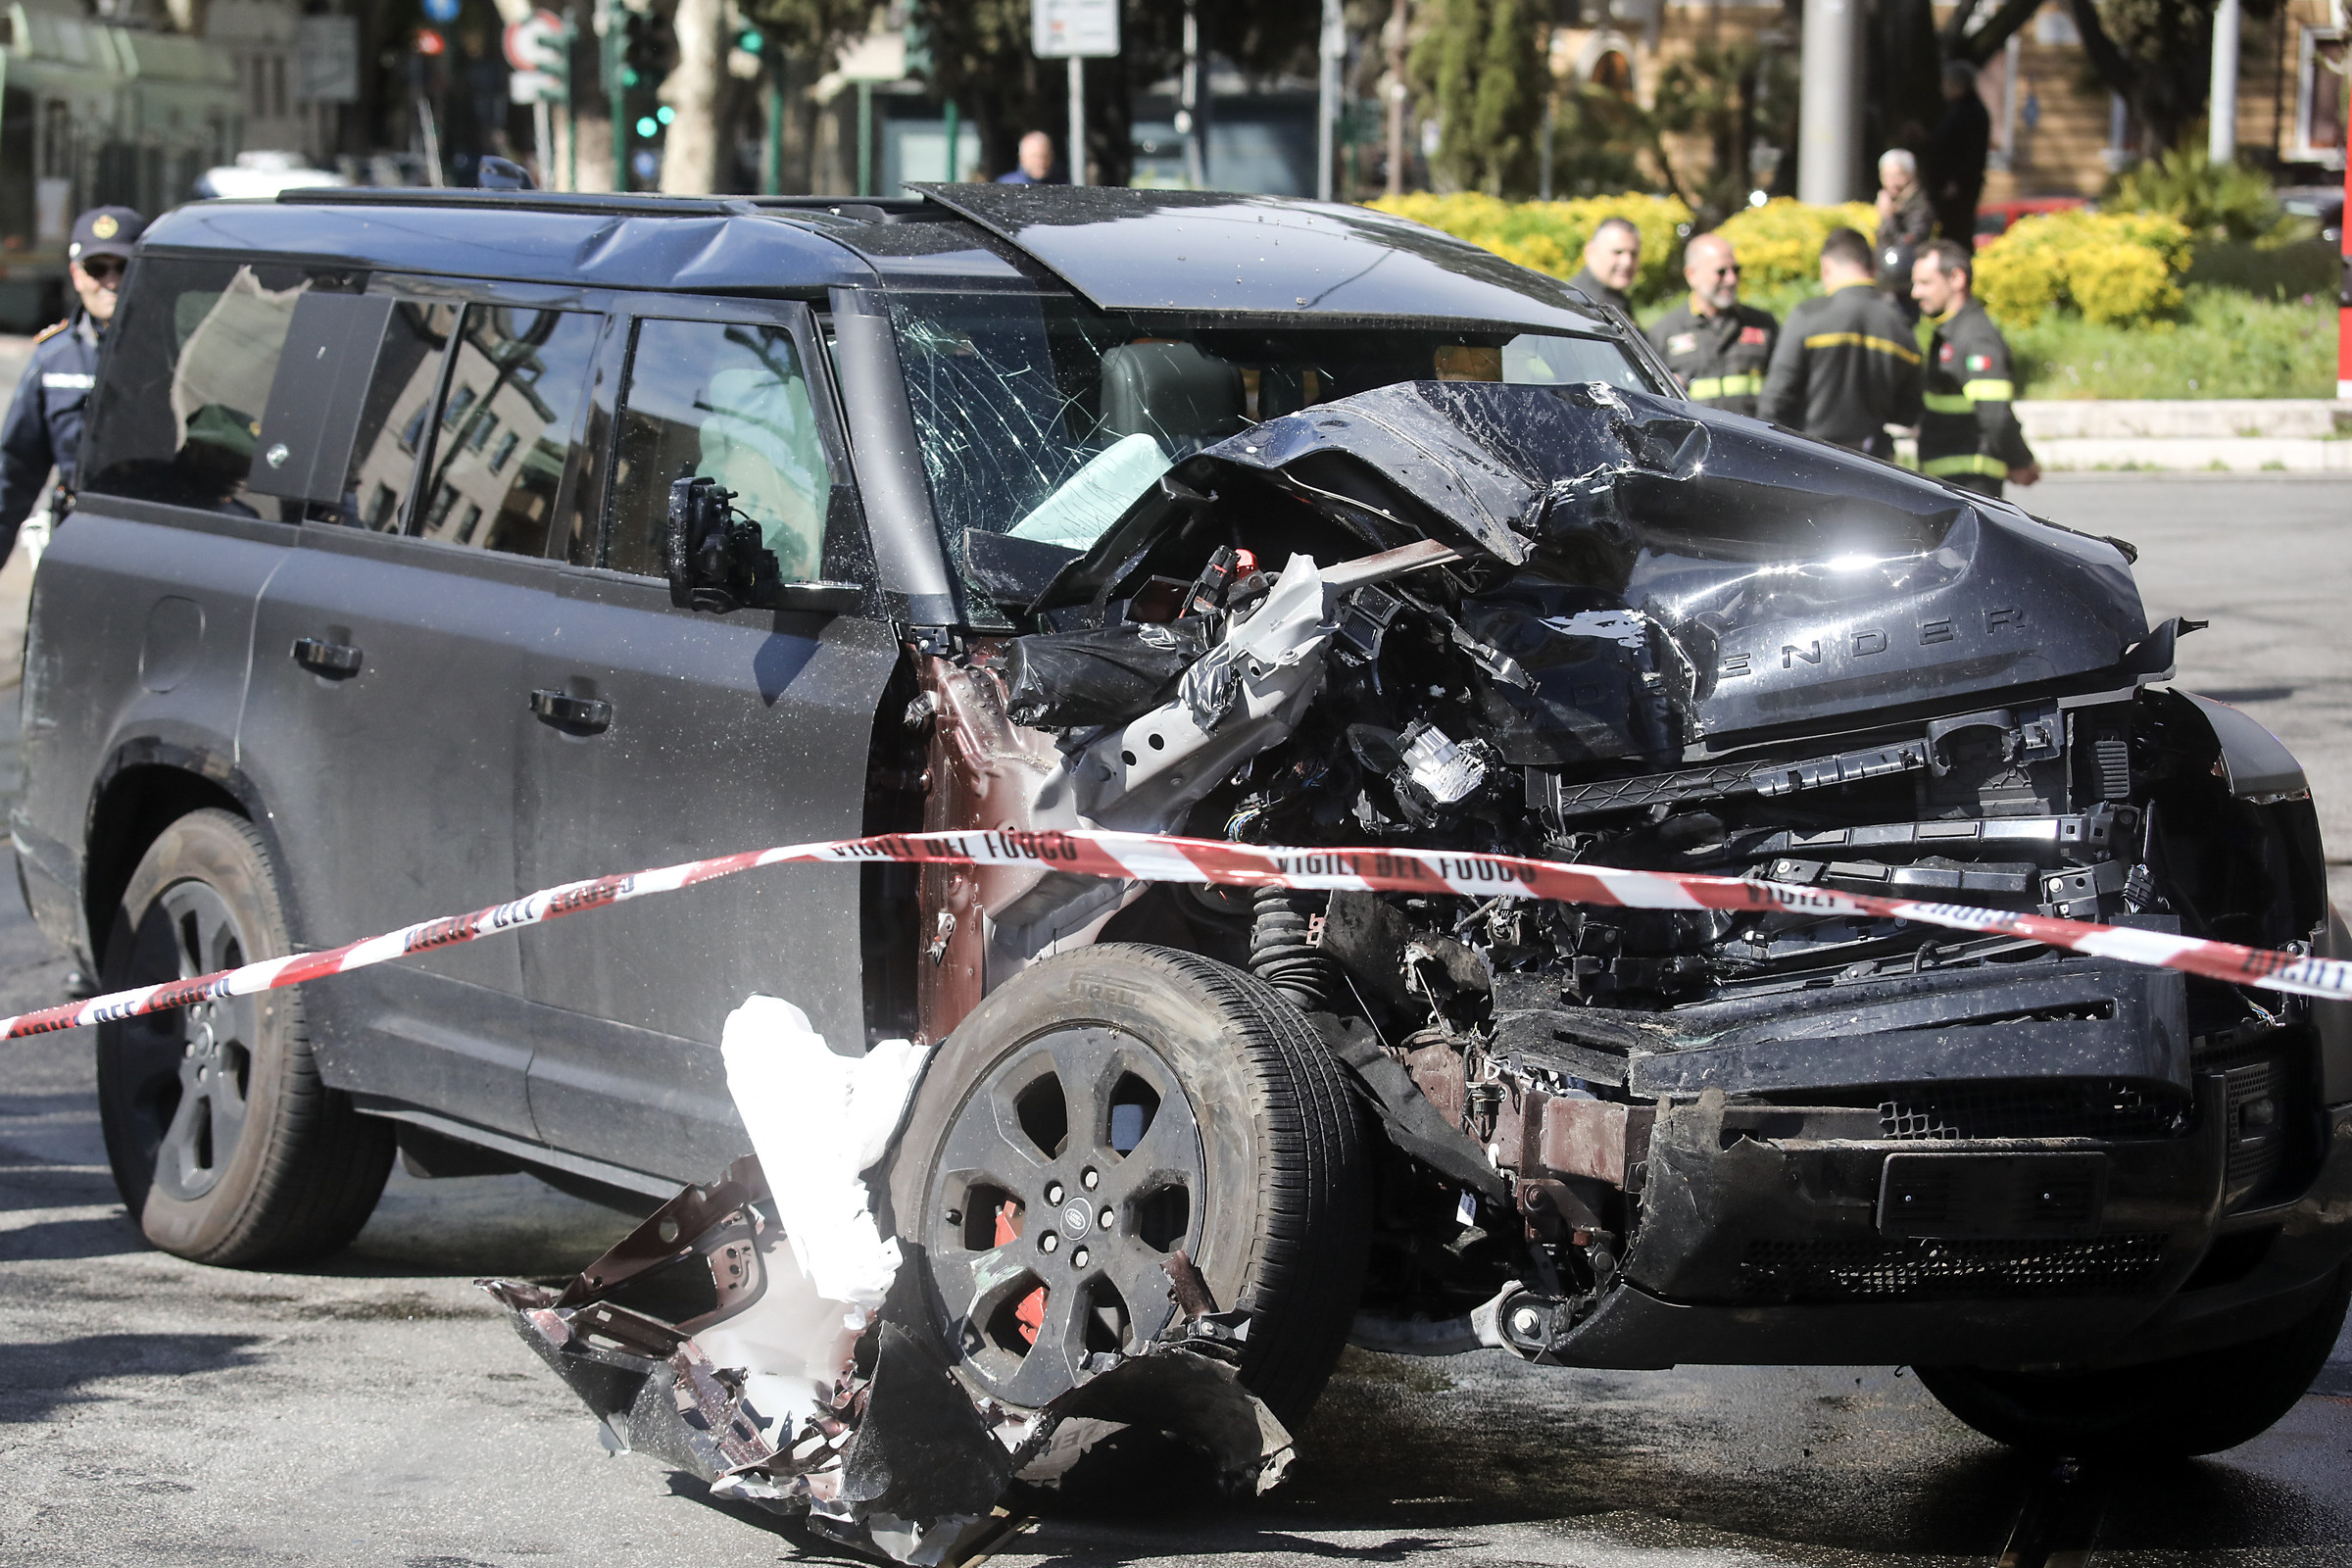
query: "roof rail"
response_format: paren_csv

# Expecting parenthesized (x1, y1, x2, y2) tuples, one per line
(275, 187, 735, 217)
(270, 189, 962, 229)
(732, 196, 931, 219)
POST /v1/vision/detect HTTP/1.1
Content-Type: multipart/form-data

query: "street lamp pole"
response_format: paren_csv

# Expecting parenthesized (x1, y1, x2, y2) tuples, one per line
(1316, 0, 1342, 201)
(1182, 1, 1205, 188)
(1797, 0, 1862, 203)
(2208, 0, 2240, 165)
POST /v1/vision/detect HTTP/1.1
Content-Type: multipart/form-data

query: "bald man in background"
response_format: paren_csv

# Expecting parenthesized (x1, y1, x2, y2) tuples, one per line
(1644, 230, 1778, 416)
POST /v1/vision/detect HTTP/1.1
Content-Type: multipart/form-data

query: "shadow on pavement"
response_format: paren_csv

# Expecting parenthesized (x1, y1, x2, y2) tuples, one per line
(0, 1331, 263, 1424)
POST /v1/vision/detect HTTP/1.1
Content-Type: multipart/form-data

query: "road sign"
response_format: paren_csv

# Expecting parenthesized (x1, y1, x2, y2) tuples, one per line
(1032, 0, 1118, 59)
(504, 10, 566, 72)
(505, 10, 567, 103)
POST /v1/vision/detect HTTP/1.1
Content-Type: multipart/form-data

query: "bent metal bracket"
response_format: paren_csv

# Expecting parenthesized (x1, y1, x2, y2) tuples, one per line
(4, 826, 2347, 1043)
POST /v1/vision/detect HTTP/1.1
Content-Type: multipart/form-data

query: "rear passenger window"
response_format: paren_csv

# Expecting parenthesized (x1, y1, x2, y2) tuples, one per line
(82, 256, 308, 515)
(606, 318, 829, 580)
(415, 306, 600, 557)
(337, 301, 458, 532)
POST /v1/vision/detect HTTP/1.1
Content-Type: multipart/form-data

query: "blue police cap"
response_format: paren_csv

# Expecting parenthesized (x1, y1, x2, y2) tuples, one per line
(70, 207, 146, 263)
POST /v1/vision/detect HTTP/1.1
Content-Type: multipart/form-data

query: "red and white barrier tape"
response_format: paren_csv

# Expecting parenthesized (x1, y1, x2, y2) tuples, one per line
(7, 827, 2345, 1041)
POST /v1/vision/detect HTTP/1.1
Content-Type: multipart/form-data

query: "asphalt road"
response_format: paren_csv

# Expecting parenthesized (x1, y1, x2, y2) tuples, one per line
(3, 474, 2351, 1567)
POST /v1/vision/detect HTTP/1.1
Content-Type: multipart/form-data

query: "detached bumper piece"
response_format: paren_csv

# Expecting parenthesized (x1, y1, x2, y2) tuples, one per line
(482, 1156, 1289, 1568)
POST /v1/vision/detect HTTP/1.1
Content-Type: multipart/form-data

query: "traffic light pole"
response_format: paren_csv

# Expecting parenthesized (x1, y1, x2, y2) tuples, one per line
(600, 0, 627, 191)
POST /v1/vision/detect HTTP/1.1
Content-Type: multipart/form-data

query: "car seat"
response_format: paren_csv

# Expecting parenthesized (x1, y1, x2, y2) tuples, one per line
(1099, 342, 1245, 454)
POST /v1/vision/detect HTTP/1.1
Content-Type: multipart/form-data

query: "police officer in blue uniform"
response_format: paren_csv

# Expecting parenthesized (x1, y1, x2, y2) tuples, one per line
(0, 206, 146, 556)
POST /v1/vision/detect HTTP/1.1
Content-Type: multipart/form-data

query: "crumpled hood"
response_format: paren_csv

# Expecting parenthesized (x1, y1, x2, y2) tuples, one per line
(1044, 380, 2150, 744)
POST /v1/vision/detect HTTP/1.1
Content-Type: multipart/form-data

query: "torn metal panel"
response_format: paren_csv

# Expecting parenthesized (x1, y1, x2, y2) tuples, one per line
(487, 994, 1298, 1567)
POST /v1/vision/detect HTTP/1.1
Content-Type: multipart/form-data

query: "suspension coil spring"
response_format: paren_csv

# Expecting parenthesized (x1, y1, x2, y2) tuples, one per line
(1249, 888, 1339, 1012)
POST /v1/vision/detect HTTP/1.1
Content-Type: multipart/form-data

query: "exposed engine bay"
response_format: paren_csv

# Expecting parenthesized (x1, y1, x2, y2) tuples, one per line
(891, 379, 2336, 1365)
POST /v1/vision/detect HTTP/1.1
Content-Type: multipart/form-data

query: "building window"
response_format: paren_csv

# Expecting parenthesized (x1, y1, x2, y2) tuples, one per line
(2293, 27, 2345, 167)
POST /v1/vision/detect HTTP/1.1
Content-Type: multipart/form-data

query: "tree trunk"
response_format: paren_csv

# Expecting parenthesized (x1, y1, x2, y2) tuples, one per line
(660, 0, 725, 194)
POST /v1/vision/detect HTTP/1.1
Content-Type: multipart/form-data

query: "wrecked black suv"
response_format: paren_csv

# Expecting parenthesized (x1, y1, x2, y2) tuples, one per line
(24, 184, 2352, 1493)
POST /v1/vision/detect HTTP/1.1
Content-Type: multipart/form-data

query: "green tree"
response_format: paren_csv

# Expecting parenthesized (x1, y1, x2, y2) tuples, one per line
(1544, 84, 1663, 199)
(1410, 0, 1546, 195)
(2057, 0, 2288, 157)
(1651, 37, 1798, 223)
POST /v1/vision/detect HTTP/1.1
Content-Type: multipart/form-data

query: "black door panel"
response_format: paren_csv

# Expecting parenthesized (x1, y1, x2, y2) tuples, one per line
(237, 529, 557, 1137)
(514, 300, 897, 1180)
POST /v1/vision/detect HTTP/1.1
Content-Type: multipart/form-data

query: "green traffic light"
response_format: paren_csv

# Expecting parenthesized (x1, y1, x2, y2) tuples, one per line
(619, 66, 639, 87)
(636, 116, 658, 137)
(656, 105, 675, 124)
(739, 29, 761, 52)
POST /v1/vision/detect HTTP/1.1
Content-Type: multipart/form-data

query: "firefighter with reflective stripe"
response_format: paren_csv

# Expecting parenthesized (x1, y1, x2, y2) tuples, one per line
(1911, 238, 2038, 497)
(0, 206, 145, 551)
(1760, 225, 1923, 457)
(1645, 230, 1778, 416)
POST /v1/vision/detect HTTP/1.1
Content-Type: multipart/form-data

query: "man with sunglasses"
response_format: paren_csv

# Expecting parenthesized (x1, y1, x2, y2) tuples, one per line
(0, 206, 145, 557)
(1644, 230, 1778, 417)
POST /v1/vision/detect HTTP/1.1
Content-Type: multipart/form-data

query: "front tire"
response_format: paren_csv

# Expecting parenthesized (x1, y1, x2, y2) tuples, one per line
(95, 808, 394, 1265)
(886, 945, 1369, 1428)
(1918, 1262, 2352, 1457)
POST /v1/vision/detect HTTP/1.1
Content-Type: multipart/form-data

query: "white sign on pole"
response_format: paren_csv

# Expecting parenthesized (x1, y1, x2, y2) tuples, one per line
(293, 16, 359, 104)
(1032, 0, 1119, 59)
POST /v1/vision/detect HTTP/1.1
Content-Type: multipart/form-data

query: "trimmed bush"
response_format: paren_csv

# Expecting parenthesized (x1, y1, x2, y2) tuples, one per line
(2008, 286, 2336, 399)
(1367, 191, 1694, 302)
(1974, 210, 2191, 327)
(1709, 197, 1883, 292)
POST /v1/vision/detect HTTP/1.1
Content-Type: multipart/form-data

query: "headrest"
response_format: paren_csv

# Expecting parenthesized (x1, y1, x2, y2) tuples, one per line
(1100, 342, 1245, 451)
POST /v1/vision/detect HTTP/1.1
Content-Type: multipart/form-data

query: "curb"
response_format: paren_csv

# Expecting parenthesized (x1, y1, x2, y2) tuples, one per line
(2034, 437, 2352, 472)
(2017, 399, 2352, 441)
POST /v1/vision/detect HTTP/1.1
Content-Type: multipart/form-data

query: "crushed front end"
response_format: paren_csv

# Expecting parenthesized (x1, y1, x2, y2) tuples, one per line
(955, 379, 2352, 1377)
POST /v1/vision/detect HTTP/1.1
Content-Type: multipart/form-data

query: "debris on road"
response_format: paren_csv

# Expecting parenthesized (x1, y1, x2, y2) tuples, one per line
(484, 997, 1291, 1566)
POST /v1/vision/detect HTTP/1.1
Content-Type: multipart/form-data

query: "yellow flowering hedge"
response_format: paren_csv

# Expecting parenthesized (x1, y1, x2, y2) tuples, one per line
(1710, 197, 1883, 292)
(1974, 211, 2193, 327)
(1367, 192, 1693, 302)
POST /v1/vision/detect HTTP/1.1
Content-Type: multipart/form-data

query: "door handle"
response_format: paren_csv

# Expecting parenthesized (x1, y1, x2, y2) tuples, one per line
(530, 688, 612, 734)
(290, 636, 363, 678)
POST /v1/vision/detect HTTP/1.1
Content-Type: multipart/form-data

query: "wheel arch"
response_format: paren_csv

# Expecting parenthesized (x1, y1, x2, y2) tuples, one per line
(82, 740, 293, 966)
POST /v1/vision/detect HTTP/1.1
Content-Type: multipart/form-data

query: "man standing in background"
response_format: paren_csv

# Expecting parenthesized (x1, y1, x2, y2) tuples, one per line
(1568, 218, 1642, 319)
(1912, 239, 2037, 495)
(1645, 231, 1778, 416)
(1762, 226, 1923, 458)
(996, 130, 1062, 184)
(1874, 149, 1937, 315)
(1924, 62, 1992, 253)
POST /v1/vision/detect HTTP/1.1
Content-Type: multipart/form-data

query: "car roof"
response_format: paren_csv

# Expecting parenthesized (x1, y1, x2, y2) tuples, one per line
(137, 186, 1619, 335)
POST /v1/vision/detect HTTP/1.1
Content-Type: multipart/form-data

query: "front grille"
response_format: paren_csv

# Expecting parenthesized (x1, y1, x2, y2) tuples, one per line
(1871, 1079, 2190, 1142)
(1735, 1233, 2172, 1304)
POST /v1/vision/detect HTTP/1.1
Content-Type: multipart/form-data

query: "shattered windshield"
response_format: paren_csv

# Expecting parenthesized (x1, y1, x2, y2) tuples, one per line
(888, 288, 1657, 560)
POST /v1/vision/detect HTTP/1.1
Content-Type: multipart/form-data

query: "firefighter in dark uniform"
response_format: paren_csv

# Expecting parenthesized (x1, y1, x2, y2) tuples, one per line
(0, 206, 145, 557)
(1910, 238, 2038, 497)
(1761, 225, 1923, 459)
(1644, 230, 1777, 416)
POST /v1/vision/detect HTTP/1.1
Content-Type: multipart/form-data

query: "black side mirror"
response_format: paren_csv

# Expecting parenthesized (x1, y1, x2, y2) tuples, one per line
(666, 476, 784, 612)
